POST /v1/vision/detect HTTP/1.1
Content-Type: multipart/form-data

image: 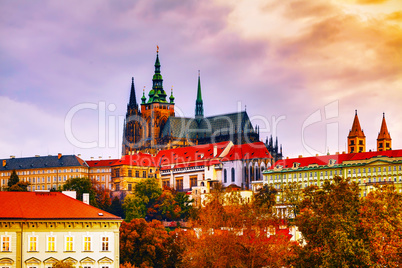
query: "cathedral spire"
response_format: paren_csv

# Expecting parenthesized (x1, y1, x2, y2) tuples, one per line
(128, 77, 138, 109)
(195, 70, 204, 122)
(377, 112, 391, 151)
(148, 46, 167, 103)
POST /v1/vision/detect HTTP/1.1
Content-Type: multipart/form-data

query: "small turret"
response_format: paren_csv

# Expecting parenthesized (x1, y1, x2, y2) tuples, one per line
(377, 113, 392, 151)
(169, 87, 175, 104)
(347, 110, 366, 153)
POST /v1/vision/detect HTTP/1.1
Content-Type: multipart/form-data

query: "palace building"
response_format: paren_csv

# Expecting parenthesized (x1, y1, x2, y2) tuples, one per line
(121, 48, 282, 161)
(253, 112, 401, 205)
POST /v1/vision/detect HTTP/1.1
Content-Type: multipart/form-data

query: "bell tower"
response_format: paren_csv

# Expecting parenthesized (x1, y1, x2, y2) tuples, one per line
(347, 110, 366, 153)
(140, 46, 175, 149)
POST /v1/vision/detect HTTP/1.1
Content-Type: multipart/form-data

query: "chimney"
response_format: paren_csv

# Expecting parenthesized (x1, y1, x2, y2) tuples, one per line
(10, 155, 15, 159)
(35, 155, 40, 157)
(298, 155, 303, 158)
(2, 160, 6, 167)
(83, 193, 90, 205)
(58, 153, 62, 159)
(213, 145, 218, 157)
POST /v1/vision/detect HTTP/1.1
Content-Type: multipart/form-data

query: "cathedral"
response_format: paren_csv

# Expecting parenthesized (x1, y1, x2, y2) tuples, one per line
(122, 48, 282, 161)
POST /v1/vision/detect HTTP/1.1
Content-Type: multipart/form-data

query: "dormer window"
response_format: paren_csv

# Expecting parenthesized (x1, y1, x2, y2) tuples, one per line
(329, 159, 336, 166)
(292, 162, 300, 168)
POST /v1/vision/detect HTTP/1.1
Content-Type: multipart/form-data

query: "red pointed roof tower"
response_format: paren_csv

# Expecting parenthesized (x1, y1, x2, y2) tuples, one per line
(377, 113, 392, 151)
(347, 110, 366, 153)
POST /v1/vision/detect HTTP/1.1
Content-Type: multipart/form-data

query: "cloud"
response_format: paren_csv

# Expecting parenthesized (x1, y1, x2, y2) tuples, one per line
(355, 0, 388, 4)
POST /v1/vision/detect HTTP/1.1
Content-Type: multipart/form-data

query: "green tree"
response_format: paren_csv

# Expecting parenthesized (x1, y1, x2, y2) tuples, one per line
(122, 178, 162, 221)
(62, 177, 96, 206)
(6, 170, 30, 191)
(7, 170, 19, 187)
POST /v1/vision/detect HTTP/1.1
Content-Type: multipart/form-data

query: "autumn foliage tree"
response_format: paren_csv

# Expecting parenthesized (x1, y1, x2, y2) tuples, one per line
(289, 176, 402, 267)
(181, 182, 294, 268)
(122, 179, 193, 222)
(120, 219, 171, 268)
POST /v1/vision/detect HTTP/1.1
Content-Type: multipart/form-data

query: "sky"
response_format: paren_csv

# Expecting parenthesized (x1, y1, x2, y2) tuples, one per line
(1, 0, 401, 161)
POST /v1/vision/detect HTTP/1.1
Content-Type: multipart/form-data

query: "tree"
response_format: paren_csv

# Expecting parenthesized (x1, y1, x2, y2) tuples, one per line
(283, 182, 303, 219)
(7, 170, 19, 187)
(359, 185, 402, 267)
(181, 183, 293, 268)
(92, 180, 112, 210)
(120, 219, 170, 268)
(6, 170, 30, 191)
(62, 177, 94, 202)
(253, 184, 277, 214)
(108, 196, 125, 218)
(8, 181, 30, 191)
(289, 176, 371, 267)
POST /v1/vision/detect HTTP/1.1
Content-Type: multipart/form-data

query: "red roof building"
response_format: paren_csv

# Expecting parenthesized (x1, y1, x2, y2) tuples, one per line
(0, 191, 121, 268)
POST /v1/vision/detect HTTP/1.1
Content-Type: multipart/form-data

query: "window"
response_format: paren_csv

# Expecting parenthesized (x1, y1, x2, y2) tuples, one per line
(1, 235, 10, 251)
(231, 168, 235, 182)
(190, 177, 197, 188)
(135, 171, 139, 177)
(29, 235, 38, 251)
(176, 178, 183, 191)
(47, 235, 56, 251)
(162, 179, 170, 188)
(224, 169, 227, 183)
(128, 170, 132, 177)
(65, 236, 74, 251)
(127, 184, 132, 191)
(142, 171, 146, 178)
(83, 236, 92, 251)
(101, 236, 109, 251)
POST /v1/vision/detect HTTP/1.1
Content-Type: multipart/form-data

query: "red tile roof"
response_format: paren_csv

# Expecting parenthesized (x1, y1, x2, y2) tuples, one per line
(221, 142, 271, 161)
(0, 192, 121, 220)
(157, 141, 231, 167)
(112, 153, 158, 167)
(271, 149, 402, 169)
(86, 159, 119, 167)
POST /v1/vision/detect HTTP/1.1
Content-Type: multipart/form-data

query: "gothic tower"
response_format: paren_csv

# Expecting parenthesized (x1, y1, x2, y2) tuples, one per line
(122, 77, 143, 155)
(195, 71, 204, 123)
(140, 47, 175, 150)
(377, 113, 392, 151)
(348, 110, 366, 153)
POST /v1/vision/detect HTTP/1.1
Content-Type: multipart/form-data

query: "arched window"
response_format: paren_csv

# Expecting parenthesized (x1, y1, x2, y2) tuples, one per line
(231, 168, 235, 182)
(255, 166, 259, 180)
(224, 169, 227, 183)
